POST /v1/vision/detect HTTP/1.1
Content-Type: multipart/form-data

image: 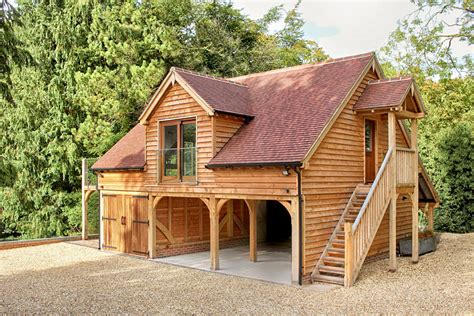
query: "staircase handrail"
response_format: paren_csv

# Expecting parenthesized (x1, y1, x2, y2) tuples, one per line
(352, 148, 393, 231)
(310, 186, 361, 281)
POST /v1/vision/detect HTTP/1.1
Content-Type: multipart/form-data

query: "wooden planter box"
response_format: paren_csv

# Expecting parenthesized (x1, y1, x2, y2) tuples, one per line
(399, 234, 438, 256)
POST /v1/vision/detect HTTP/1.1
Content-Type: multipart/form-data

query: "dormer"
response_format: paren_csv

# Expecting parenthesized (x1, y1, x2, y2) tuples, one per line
(137, 68, 251, 185)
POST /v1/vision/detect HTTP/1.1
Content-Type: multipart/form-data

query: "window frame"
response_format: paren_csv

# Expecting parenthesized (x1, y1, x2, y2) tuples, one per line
(158, 117, 197, 184)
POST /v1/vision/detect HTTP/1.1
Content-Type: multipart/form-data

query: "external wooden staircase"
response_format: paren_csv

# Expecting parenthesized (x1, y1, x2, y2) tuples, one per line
(312, 148, 397, 286)
(311, 184, 370, 285)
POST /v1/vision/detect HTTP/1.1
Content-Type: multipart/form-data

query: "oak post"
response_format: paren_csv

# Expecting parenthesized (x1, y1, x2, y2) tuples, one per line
(148, 195, 157, 258)
(209, 196, 219, 270)
(81, 158, 88, 240)
(344, 222, 353, 287)
(428, 205, 434, 232)
(388, 112, 397, 272)
(247, 200, 257, 262)
(290, 198, 300, 284)
(411, 118, 419, 263)
(227, 201, 234, 238)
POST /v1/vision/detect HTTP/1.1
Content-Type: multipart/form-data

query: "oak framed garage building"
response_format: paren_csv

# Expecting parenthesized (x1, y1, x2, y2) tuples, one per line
(83, 52, 439, 286)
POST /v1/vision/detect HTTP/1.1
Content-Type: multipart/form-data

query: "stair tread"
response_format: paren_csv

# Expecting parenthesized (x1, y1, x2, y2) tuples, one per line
(328, 247, 345, 253)
(319, 265, 344, 272)
(313, 274, 344, 285)
(323, 256, 344, 263)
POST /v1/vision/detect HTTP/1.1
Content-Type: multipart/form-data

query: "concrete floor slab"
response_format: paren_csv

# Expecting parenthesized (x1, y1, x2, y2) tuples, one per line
(154, 243, 292, 285)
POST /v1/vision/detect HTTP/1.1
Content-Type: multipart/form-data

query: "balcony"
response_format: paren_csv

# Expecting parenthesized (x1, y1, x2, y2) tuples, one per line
(158, 147, 198, 183)
(396, 147, 417, 187)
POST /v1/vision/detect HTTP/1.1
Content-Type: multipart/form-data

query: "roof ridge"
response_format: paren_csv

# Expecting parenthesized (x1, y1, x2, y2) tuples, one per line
(172, 67, 248, 88)
(368, 76, 413, 85)
(229, 52, 375, 81)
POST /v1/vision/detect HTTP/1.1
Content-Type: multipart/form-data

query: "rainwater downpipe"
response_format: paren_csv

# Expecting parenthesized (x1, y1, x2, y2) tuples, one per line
(291, 165, 303, 286)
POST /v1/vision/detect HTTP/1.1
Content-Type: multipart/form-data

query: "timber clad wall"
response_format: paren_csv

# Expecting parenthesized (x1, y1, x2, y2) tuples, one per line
(214, 115, 245, 154)
(368, 196, 412, 257)
(154, 198, 249, 257)
(97, 70, 419, 283)
(144, 84, 213, 187)
(140, 82, 297, 196)
(301, 70, 374, 276)
(99, 171, 145, 191)
(367, 116, 412, 257)
(301, 69, 414, 277)
(98, 84, 296, 197)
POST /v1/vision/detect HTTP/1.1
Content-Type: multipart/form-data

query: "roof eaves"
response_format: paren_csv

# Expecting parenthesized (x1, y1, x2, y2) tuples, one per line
(91, 166, 145, 172)
(206, 161, 302, 169)
(215, 109, 254, 120)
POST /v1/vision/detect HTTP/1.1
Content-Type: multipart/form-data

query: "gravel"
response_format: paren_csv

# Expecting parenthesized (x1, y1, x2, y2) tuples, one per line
(0, 233, 472, 314)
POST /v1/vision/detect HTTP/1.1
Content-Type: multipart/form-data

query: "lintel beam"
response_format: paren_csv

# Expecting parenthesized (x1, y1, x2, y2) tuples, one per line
(396, 110, 424, 119)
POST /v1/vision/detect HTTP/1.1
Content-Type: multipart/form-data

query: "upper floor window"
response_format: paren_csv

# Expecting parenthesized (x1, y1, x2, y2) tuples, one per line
(160, 119, 196, 182)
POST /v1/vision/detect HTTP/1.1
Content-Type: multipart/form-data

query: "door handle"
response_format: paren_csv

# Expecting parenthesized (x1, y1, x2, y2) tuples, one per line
(121, 216, 126, 225)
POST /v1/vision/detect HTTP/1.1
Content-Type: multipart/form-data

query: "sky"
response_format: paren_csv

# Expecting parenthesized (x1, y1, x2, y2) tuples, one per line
(232, 0, 471, 58)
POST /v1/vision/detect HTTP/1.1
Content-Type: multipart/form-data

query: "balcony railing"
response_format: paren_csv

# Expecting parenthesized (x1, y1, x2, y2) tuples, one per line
(158, 147, 198, 182)
(396, 147, 416, 185)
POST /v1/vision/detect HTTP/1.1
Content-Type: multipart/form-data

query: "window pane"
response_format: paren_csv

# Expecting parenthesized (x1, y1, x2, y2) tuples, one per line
(182, 123, 196, 177)
(163, 125, 177, 177)
(365, 122, 373, 152)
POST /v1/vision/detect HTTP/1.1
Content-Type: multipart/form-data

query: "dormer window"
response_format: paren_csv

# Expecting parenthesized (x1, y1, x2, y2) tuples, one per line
(160, 119, 196, 182)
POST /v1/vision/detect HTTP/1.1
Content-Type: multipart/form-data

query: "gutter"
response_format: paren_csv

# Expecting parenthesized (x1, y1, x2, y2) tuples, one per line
(214, 110, 254, 121)
(206, 161, 301, 169)
(292, 165, 304, 286)
(91, 166, 145, 172)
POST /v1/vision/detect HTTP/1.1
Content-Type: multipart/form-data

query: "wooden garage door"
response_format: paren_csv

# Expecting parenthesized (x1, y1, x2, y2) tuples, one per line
(102, 194, 121, 251)
(130, 195, 148, 256)
(102, 194, 149, 256)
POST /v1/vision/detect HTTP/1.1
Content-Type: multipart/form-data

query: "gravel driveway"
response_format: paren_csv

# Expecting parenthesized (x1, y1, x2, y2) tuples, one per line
(0, 233, 472, 314)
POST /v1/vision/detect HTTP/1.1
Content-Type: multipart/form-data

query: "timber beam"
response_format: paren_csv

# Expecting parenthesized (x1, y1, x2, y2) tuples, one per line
(245, 200, 257, 262)
(388, 112, 397, 272)
(411, 118, 419, 264)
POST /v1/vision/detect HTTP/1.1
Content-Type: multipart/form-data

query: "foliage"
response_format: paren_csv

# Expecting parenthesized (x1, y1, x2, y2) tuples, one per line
(380, 0, 473, 81)
(0, 0, 327, 238)
(381, 1, 473, 233)
(430, 122, 473, 232)
(418, 78, 473, 233)
(0, 0, 32, 102)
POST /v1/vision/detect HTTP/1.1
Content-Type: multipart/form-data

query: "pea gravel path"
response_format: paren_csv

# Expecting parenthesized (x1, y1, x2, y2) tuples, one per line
(0, 233, 472, 314)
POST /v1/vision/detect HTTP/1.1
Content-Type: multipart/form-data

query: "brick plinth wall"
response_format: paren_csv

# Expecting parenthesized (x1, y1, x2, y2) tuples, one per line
(156, 238, 249, 258)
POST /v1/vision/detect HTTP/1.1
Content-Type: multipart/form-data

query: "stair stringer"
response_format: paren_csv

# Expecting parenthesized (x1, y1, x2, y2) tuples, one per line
(310, 184, 364, 282)
(349, 196, 392, 284)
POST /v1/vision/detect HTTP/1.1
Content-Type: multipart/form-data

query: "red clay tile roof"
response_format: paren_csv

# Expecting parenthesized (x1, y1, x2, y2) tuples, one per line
(175, 68, 252, 117)
(353, 77, 412, 111)
(208, 53, 374, 166)
(94, 52, 376, 170)
(92, 124, 145, 170)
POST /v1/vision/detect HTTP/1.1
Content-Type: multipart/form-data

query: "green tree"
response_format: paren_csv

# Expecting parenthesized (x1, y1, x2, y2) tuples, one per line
(0, 0, 32, 102)
(0, 0, 328, 238)
(418, 78, 473, 232)
(380, 0, 473, 80)
(429, 122, 473, 232)
(381, 0, 473, 233)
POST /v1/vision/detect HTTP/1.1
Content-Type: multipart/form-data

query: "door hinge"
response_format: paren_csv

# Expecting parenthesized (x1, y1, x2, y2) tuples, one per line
(133, 219, 149, 225)
(132, 250, 149, 256)
(102, 244, 117, 250)
(132, 195, 148, 199)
